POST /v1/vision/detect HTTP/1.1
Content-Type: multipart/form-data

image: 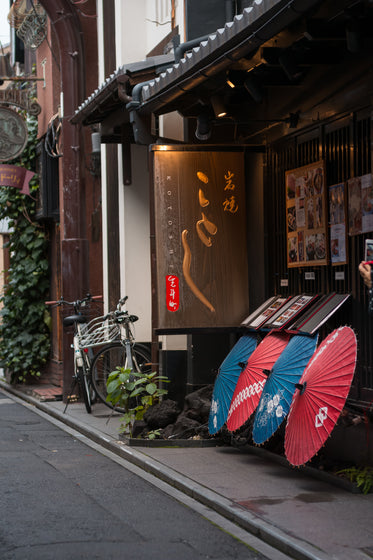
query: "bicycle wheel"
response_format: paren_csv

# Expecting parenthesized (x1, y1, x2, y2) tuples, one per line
(90, 342, 151, 411)
(77, 366, 92, 413)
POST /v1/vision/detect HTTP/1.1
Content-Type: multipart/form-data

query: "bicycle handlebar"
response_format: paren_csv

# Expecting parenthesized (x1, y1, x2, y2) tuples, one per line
(45, 294, 103, 306)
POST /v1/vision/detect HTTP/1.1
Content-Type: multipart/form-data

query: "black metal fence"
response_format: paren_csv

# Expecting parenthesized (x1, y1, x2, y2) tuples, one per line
(265, 109, 372, 407)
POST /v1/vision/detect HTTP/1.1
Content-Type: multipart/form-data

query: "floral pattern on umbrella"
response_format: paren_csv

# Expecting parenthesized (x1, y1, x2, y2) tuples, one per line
(252, 334, 318, 445)
(208, 334, 258, 435)
(226, 331, 290, 432)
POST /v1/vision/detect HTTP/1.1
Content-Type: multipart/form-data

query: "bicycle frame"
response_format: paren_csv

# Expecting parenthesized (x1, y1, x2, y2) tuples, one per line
(45, 294, 102, 413)
(114, 297, 139, 371)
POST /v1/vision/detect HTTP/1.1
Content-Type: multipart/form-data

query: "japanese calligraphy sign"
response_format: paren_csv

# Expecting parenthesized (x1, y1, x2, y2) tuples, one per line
(285, 160, 328, 268)
(0, 164, 34, 195)
(152, 146, 248, 329)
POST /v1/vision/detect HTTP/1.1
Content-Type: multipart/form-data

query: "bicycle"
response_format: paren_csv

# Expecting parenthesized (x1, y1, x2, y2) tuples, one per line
(88, 296, 152, 412)
(45, 294, 104, 414)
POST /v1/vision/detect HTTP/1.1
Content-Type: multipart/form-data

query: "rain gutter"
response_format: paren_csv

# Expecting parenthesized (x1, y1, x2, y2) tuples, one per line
(130, 0, 323, 116)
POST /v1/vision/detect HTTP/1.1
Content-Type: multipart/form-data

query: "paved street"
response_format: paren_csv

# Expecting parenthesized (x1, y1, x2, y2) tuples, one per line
(0, 391, 288, 560)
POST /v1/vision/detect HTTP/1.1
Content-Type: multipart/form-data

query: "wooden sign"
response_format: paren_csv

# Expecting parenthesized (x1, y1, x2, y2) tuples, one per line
(152, 146, 249, 329)
(0, 164, 34, 195)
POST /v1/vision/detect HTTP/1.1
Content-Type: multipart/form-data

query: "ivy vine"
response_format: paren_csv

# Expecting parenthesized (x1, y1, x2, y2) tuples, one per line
(0, 114, 51, 382)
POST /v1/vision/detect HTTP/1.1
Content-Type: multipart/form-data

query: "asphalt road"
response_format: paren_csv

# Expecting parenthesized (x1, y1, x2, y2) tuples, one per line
(0, 391, 288, 560)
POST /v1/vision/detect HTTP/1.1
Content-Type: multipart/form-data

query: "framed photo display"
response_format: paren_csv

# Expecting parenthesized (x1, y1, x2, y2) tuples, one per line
(329, 182, 348, 265)
(347, 173, 373, 236)
(285, 160, 328, 268)
(261, 294, 318, 330)
(241, 296, 288, 330)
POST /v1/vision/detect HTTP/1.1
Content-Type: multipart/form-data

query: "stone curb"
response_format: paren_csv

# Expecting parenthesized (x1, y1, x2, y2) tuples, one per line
(0, 381, 330, 560)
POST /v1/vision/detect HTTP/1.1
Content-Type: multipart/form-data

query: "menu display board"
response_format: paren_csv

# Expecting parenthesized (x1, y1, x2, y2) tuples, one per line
(241, 296, 288, 330)
(285, 161, 328, 268)
(242, 293, 350, 335)
(287, 293, 350, 335)
(329, 182, 347, 265)
(261, 294, 318, 330)
(348, 174, 373, 236)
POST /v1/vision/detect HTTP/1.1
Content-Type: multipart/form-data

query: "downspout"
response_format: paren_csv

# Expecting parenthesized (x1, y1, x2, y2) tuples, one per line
(125, 34, 212, 122)
(173, 34, 211, 63)
(126, 80, 157, 145)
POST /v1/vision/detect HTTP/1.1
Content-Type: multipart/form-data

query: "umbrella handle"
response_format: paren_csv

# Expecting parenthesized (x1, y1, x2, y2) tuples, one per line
(295, 382, 307, 394)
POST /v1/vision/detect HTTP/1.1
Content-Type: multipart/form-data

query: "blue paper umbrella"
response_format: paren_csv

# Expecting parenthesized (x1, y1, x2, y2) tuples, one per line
(208, 334, 258, 435)
(252, 334, 318, 445)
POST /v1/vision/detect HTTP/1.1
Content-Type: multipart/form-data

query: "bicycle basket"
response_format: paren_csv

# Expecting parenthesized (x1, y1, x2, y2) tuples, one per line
(77, 315, 120, 348)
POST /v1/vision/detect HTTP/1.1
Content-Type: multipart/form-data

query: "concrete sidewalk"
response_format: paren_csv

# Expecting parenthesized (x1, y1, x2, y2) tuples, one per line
(1, 381, 372, 560)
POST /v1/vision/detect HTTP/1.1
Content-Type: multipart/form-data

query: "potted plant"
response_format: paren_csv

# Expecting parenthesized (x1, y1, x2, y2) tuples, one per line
(106, 367, 169, 439)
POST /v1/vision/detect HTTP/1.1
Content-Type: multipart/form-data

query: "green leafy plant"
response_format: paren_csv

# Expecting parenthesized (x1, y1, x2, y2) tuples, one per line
(337, 466, 373, 494)
(0, 113, 50, 382)
(106, 367, 169, 437)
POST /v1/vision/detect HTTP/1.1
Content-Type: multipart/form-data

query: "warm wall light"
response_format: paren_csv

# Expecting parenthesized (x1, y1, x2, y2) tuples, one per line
(244, 74, 263, 103)
(226, 70, 246, 89)
(195, 113, 212, 141)
(211, 95, 227, 118)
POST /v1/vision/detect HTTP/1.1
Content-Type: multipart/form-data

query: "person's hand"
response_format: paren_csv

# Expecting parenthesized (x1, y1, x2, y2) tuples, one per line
(359, 261, 372, 289)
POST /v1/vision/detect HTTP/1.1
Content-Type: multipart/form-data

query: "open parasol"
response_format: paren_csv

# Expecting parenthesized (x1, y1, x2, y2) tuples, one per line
(226, 331, 290, 432)
(252, 334, 318, 445)
(284, 326, 357, 466)
(208, 334, 258, 435)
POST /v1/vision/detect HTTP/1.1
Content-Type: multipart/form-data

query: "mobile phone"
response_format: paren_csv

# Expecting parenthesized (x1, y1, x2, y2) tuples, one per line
(365, 239, 373, 265)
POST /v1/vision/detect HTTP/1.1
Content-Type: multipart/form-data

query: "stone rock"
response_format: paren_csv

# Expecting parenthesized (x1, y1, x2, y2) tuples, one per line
(131, 420, 147, 439)
(167, 414, 201, 439)
(183, 385, 213, 423)
(160, 423, 175, 440)
(143, 399, 181, 429)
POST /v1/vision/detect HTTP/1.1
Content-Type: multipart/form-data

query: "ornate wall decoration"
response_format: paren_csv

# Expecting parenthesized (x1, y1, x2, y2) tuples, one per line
(0, 106, 28, 162)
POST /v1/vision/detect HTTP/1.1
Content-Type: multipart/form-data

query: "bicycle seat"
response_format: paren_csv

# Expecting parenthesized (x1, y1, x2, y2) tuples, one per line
(63, 315, 88, 327)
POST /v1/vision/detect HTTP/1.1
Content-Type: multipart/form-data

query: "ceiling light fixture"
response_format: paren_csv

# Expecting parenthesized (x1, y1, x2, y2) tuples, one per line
(211, 95, 227, 118)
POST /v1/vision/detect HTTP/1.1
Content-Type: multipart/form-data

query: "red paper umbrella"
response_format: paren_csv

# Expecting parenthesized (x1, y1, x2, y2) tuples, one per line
(285, 326, 357, 467)
(226, 331, 290, 432)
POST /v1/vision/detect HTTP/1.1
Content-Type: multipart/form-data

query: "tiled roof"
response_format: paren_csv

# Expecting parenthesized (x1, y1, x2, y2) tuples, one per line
(137, 0, 321, 112)
(71, 54, 174, 124)
(73, 0, 321, 122)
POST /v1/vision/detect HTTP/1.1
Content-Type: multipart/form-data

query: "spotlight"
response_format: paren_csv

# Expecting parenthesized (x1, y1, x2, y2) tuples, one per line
(226, 70, 246, 89)
(195, 113, 212, 141)
(211, 96, 227, 118)
(244, 74, 263, 104)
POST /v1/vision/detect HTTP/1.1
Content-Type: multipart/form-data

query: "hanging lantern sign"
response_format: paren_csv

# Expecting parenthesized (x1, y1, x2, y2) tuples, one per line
(0, 106, 28, 162)
(0, 164, 34, 196)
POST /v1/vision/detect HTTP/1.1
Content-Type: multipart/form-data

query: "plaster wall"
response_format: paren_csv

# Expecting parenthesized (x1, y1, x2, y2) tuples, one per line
(98, 0, 187, 329)
(115, 0, 185, 63)
(119, 144, 152, 343)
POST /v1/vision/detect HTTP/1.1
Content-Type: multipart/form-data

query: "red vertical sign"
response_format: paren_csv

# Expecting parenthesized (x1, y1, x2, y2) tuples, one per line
(166, 275, 179, 312)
